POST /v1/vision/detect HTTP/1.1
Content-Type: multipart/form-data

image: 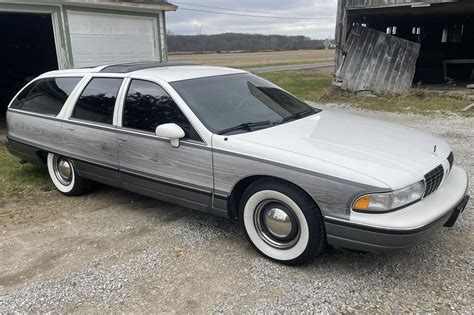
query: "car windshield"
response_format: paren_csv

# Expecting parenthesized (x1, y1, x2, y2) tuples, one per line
(170, 73, 320, 135)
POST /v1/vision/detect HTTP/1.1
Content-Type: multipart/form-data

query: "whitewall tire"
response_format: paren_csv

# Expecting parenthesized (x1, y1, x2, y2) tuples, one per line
(240, 179, 326, 265)
(46, 153, 88, 196)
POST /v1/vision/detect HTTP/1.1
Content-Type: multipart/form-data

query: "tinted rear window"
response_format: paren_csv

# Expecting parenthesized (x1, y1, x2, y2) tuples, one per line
(72, 78, 123, 125)
(10, 77, 82, 116)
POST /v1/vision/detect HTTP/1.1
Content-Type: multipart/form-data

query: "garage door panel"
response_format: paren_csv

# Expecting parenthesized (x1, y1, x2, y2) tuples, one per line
(68, 11, 157, 67)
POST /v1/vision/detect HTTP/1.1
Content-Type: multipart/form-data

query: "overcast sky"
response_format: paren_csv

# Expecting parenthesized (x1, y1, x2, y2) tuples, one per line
(166, 0, 337, 39)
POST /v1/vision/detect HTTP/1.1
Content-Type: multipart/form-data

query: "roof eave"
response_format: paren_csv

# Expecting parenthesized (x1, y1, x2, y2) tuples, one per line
(66, 1, 178, 12)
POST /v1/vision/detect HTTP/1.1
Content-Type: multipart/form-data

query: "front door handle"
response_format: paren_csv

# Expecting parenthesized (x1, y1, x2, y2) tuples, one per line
(118, 138, 128, 143)
(65, 127, 75, 132)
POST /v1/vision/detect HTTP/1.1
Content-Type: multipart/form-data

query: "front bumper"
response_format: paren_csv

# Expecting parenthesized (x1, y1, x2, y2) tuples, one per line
(324, 165, 469, 252)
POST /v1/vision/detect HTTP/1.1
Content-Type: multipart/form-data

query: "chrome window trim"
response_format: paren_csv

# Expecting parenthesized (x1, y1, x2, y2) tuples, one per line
(65, 118, 118, 132)
(115, 126, 209, 149)
(7, 108, 61, 121)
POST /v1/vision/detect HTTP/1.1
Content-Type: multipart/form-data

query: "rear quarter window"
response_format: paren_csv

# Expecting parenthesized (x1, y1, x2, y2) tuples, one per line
(10, 77, 82, 116)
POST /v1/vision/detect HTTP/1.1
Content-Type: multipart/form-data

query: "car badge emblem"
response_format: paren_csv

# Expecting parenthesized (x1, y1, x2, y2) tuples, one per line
(433, 145, 437, 156)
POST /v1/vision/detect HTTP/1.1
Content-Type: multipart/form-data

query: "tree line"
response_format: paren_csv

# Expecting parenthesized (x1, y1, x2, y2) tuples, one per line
(167, 33, 333, 53)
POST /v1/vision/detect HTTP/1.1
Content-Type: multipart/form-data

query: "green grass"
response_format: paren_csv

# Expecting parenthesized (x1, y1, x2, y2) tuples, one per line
(0, 141, 52, 200)
(261, 70, 473, 116)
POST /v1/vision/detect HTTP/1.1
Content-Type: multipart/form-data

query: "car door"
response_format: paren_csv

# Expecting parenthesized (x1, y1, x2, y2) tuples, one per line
(62, 76, 124, 186)
(116, 79, 213, 212)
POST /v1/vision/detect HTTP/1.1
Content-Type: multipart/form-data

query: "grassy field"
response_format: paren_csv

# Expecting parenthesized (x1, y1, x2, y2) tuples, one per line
(168, 49, 335, 68)
(0, 141, 52, 201)
(261, 70, 473, 116)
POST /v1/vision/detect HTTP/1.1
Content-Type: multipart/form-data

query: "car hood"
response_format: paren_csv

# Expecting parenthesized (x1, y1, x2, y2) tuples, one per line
(232, 111, 451, 189)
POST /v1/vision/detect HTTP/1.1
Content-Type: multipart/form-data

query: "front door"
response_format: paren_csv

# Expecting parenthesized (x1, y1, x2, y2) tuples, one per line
(116, 79, 213, 212)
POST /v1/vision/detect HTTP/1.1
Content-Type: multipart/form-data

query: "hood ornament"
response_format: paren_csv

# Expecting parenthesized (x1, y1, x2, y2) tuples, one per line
(433, 145, 437, 156)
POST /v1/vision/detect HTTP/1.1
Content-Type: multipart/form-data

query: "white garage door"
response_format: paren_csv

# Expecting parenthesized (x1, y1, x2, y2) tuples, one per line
(68, 11, 158, 67)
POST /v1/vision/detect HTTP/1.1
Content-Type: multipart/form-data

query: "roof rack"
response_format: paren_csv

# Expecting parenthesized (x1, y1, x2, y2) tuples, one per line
(99, 62, 200, 73)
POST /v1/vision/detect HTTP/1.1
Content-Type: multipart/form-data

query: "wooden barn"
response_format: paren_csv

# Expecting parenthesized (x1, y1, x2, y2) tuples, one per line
(334, 0, 474, 94)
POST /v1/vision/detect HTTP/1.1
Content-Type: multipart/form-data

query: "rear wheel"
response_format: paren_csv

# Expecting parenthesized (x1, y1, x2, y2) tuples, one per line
(46, 153, 89, 196)
(240, 179, 326, 265)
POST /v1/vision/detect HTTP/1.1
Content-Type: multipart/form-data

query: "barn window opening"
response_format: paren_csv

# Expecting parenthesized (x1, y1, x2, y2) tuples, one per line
(442, 24, 464, 43)
(386, 26, 397, 35)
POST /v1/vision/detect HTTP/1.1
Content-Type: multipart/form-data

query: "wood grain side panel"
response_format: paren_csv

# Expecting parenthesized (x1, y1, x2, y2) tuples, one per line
(62, 120, 119, 168)
(117, 131, 213, 210)
(7, 112, 64, 154)
(117, 135, 213, 189)
(213, 151, 373, 220)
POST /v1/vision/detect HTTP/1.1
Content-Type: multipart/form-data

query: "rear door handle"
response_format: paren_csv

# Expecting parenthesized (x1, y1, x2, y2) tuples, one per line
(118, 138, 128, 143)
(65, 127, 75, 132)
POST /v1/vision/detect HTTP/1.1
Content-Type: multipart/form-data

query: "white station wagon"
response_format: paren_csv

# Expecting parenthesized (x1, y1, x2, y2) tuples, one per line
(6, 62, 469, 265)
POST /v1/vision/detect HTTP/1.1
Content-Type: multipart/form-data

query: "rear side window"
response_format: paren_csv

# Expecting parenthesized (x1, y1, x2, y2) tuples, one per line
(10, 77, 81, 116)
(72, 78, 123, 125)
(122, 79, 201, 141)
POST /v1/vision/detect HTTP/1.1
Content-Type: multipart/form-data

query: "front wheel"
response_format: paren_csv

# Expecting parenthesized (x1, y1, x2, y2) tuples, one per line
(240, 179, 326, 265)
(46, 153, 89, 196)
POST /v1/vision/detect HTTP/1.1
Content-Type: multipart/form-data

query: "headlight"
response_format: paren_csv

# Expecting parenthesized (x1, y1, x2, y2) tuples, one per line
(352, 181, 425, 212)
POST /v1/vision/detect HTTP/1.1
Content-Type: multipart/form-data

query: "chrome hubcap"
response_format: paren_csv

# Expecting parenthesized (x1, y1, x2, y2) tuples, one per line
(263, 208, 293, 238)
(53, 156, 72, 186)
(254, 200, 300, 249)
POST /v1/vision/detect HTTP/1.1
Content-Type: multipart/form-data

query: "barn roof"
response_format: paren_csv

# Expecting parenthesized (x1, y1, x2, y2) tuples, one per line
(3, 0, 178, 12)
(345, 0, 457, 9)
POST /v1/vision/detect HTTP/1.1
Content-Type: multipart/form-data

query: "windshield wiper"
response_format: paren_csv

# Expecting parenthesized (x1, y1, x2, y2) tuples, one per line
(217, 120, 272, 135)
(281, 108, 320, 123)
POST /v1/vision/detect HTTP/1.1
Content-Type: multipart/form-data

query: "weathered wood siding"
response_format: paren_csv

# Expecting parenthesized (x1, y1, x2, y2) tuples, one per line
(338, 25, 420, 94)
(346, 0, 457, 8)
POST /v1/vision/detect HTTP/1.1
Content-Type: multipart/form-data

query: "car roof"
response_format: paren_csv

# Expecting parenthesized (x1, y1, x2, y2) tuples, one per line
(39, 62, 247, 82)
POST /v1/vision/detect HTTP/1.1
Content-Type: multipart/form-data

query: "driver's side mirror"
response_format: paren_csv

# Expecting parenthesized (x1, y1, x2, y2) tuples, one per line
(155, 123, 185, 148)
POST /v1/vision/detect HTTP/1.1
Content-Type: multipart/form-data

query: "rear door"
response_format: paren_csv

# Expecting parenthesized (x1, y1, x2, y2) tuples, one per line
(62, 76, 124, 186)
(116, 78, 213, 212)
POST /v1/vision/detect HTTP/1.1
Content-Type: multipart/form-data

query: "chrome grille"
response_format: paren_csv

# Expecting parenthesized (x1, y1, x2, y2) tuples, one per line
(423, 164, 444, 198)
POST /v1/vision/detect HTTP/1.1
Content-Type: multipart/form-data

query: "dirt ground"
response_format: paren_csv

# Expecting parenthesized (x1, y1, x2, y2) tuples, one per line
(0, 106, 473, 313)
(168, 49, 335, 67)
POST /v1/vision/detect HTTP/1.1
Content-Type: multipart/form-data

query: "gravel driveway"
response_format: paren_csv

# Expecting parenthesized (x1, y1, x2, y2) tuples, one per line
(0, 106, 473, 313)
